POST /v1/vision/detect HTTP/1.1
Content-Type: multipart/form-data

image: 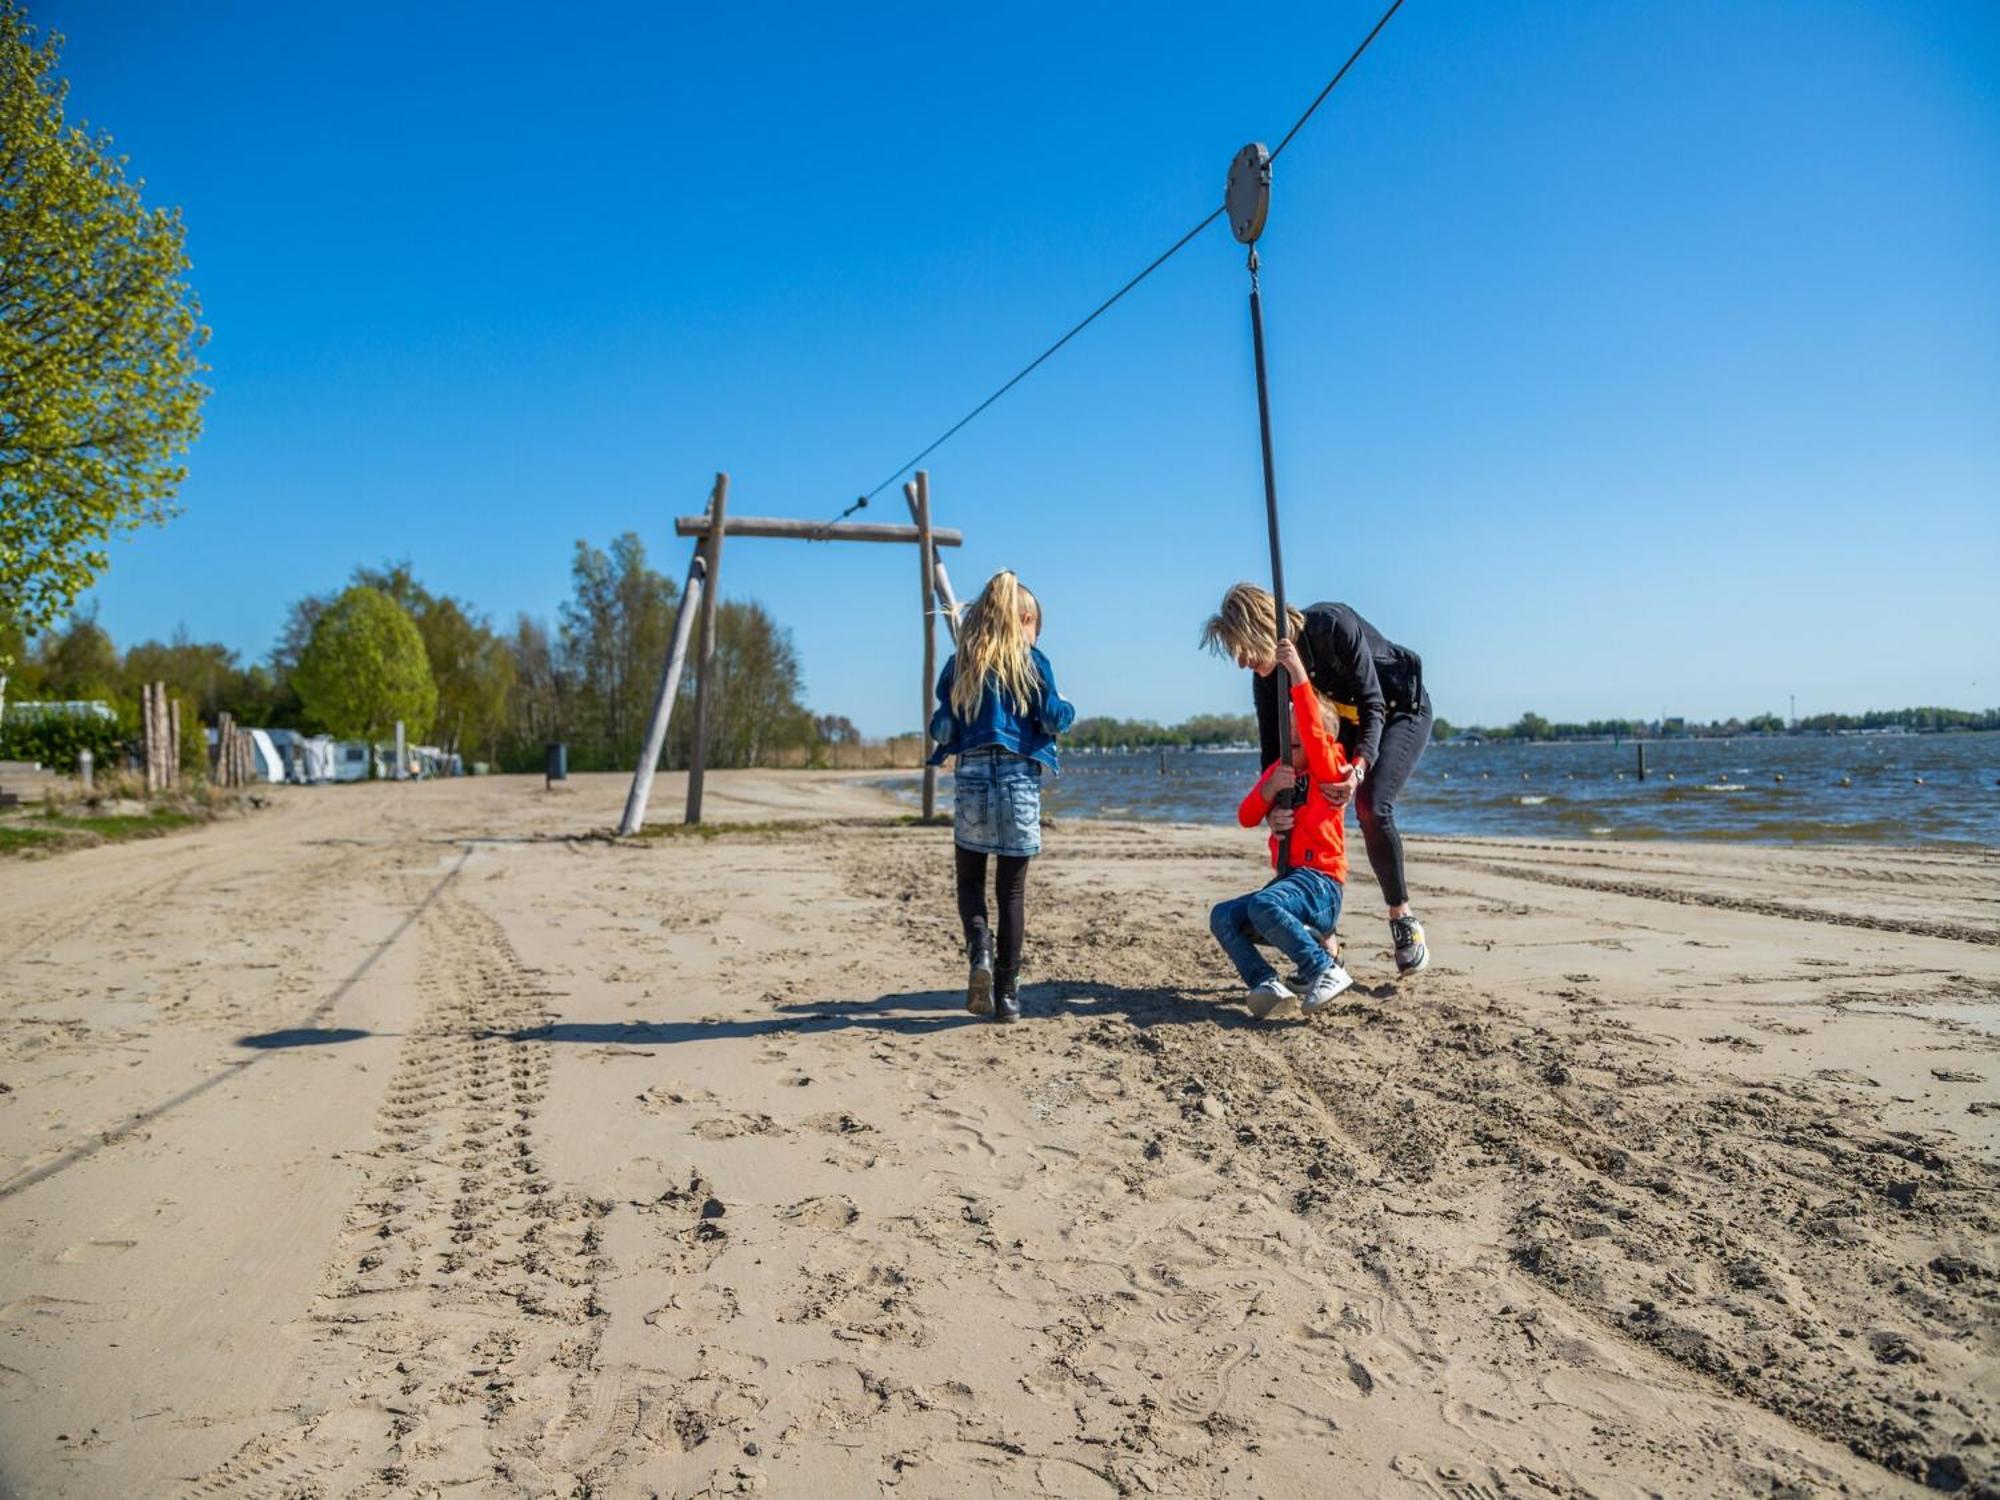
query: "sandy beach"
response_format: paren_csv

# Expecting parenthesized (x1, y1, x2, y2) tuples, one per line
(1, 771, 1995, 1498)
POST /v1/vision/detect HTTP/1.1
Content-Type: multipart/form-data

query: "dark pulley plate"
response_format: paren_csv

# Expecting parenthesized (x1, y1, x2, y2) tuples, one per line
(1227, 142, 1271, 245)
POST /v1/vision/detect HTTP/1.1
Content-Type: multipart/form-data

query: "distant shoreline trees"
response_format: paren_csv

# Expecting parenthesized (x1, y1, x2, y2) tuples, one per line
(1436, 707, 2000, 743)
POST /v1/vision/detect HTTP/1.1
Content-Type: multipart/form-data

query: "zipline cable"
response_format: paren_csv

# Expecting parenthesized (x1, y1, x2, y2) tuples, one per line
(1269, 0, 1405, 162)
(859, 207, 1223, 503)
(856, 0, 1408, 502)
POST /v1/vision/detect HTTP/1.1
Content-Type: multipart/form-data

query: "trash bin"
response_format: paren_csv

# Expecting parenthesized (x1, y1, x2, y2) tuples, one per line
(544, 742, 568, 787)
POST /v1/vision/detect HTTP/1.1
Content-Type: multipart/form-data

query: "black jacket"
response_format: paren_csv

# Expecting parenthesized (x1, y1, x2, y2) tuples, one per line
(1253, 601, 1423, 769)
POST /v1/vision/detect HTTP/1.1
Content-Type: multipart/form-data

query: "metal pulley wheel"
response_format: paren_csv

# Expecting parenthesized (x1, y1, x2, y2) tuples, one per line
(1227, 142, 1271, 245)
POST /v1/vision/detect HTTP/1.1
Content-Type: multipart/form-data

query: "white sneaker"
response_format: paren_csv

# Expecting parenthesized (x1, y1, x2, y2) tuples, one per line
(1300, 962, 1354, 1014)
(1244, 975, 1296, 1021)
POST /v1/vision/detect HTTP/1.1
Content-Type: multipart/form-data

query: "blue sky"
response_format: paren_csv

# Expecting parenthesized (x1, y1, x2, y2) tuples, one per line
(44, 0, 2000, 734)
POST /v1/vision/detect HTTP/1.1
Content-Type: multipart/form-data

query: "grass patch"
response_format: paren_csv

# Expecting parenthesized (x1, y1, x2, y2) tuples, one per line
(0, 824, 64, 854)
(1, 806, 204, 858)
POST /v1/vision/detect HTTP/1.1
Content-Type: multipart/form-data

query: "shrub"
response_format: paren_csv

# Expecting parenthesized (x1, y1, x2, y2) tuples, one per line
(0, 707, 127, 772)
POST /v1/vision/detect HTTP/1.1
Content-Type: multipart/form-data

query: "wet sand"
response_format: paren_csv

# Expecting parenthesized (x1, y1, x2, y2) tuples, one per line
(1, 771, 1995, 1497)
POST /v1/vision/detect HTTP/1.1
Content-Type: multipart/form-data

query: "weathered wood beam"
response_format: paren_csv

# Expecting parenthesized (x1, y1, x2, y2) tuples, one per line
(673, 516, 963, 546)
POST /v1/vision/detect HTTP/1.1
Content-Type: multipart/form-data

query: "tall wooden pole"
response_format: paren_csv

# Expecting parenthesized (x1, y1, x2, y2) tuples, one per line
(619, 549, 707, 836)
(168, 696, 181, 789)
(684, 473, 729, 824)
(915, 471, 938, 818)
(141, 684, 156, 793)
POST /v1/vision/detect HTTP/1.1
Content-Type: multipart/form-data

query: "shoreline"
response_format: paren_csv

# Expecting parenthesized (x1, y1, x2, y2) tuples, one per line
(2, 770, 1994, 1496)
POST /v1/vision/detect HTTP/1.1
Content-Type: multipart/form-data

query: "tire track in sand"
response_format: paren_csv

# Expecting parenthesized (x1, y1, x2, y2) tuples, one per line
(180, 890, 624, 1497)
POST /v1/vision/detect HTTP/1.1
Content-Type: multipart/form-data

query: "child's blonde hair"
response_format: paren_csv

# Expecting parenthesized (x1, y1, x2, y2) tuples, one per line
(951, 570, 1042, 719)
(1200, 582, 1305, 666)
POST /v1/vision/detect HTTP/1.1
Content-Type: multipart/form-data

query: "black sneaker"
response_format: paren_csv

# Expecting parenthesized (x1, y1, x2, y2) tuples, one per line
(966, 930, 995, 1016)
(1391, 915, 1430, 975)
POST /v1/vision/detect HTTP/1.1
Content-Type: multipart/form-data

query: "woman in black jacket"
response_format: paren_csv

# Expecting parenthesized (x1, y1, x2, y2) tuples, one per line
(1202, 582, 1433, 974)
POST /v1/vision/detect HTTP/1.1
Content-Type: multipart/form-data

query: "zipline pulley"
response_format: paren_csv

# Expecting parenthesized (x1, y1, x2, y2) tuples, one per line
(1227, 142, 1272, 246)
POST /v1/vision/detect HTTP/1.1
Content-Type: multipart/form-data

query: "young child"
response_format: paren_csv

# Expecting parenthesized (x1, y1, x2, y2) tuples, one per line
(1210, 637, 1357, 1020)
(928, 571, 1076, 1023)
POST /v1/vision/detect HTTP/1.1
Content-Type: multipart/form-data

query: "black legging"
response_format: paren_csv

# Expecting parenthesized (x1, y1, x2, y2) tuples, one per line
(1353, 695, 1432, 909)
(955, 846, 1029, 986)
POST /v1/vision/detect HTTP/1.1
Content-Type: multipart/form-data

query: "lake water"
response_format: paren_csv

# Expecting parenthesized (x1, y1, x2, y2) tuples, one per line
(889, 732, 2000, 847)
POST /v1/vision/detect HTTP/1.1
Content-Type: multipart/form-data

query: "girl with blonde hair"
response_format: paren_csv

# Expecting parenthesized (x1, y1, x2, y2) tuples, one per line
(928, 571, 1076, 1022)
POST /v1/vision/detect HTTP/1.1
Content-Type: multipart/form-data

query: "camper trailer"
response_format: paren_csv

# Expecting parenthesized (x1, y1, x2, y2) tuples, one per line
(331, 741, 371, 783)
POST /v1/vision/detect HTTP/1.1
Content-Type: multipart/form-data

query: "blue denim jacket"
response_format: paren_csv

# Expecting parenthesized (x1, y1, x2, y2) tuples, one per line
(927, 647, 1076, 770)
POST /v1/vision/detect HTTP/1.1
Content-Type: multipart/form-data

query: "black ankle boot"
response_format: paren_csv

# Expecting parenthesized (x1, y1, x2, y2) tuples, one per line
(965, 929, 994, 1016)
(994, 969, 1020, 1024)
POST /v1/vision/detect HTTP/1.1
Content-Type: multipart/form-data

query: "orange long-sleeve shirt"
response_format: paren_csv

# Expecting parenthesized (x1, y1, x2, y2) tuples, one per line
(1236, 676, 1353, 883)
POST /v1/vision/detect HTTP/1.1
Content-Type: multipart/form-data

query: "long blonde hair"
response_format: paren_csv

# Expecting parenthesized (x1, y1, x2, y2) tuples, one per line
(951, 570, 1042, 718)
(1200, 582, 1304, 668)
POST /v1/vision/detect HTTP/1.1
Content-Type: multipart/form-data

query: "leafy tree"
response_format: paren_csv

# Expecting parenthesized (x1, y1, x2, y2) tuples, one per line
(293, 587, 436, 743)
(0, 5, 209, 711)
(419, 595, 515, 763)
(32, 609, 119, 700)
(1513, 711, 1552, 742)
(814, 714, 861, 745)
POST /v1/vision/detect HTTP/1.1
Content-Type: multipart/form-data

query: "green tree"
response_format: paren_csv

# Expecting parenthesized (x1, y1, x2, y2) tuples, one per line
(1513, 711, 1553, 742)
(419, 595, 515, 763)
(293, 587, 437, 744)
(0, 5, 209, 711)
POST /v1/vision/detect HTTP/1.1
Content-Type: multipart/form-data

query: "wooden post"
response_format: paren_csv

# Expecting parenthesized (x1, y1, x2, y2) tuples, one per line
(168, 696, 181, 789)
(141, 684, 156, 793)
(619, 549, 707, 836)
(152, 683, 166, 793)
(913, 473, 938, 818)
(150, 685, 165, 791)
(1636, 742, 1647, 781)
(685, 473, 729, 824)
(215, 712, 231, 787)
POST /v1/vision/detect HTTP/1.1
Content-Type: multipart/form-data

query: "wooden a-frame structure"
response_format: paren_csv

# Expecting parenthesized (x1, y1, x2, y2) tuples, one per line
(618, 470, 964, 835)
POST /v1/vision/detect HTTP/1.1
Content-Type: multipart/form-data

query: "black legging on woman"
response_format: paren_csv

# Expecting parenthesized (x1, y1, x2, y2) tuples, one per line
(1353, 694, 1432, 908)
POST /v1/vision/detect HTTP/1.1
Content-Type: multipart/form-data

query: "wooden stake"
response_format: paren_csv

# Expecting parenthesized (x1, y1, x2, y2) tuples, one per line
(167, 695, 181, 789)
(685, 473, 730, 825)
(915, 471, 938, 820)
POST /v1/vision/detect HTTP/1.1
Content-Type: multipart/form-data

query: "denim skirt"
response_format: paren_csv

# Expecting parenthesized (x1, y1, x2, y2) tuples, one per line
(953, 746, 1043, 856)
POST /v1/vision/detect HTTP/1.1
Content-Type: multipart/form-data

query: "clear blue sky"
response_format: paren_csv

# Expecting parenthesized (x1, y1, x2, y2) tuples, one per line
(44, 0, 2000, 733)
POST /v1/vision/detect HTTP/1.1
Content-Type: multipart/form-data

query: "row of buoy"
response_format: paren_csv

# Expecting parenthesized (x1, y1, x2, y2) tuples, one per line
(1438, 770, 1953, 787)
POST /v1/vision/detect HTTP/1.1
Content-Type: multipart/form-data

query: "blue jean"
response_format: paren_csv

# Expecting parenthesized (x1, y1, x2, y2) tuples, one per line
(1209, 869, 1343, 987)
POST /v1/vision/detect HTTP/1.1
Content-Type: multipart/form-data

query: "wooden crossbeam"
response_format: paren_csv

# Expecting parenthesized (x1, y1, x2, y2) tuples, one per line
(674, 516, 963, 546)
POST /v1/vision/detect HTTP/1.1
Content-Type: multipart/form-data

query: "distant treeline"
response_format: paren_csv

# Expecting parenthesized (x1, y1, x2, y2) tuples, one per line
(1436, 707, 2000, 743)
(1, 535, 833, 774)
(1067, 714, 1257, 750)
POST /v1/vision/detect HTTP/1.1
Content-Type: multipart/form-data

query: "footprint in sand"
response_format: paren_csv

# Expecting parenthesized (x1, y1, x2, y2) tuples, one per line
(783, 1195, 859, 1229)
(1165, 1338, 1253, 1419)
(1388, 1454, 1505, 1499)
(55, 1238, 137, 1263)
